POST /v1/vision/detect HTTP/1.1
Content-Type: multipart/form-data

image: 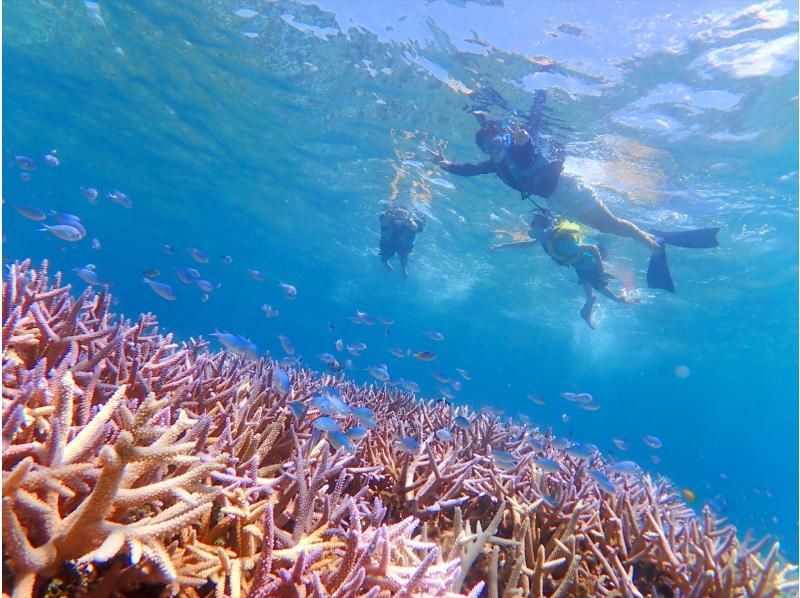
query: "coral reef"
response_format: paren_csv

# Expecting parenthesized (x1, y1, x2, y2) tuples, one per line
(2, 259, 798, 597)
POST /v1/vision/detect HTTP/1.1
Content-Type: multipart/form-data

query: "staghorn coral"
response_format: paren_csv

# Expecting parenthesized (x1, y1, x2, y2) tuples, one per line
(2, 259, 798, 597)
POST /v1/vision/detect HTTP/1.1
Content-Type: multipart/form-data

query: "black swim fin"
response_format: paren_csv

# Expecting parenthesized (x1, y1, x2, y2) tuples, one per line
(647, 247, 675, 293)
(649, 228, 719, 249)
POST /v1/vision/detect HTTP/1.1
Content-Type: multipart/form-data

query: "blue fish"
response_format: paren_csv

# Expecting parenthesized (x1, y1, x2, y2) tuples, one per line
(162, 244, 175, 255)
(279, 282, 297, 299)
(535, 458, 561, 474)
(397, 436, 421, 453)
(610, 460, 641, 475)
(288, 401, 306, 419)
(455, 368, 472, 381)
(173, 267, 194, 285)
(356, 310, 375, 325)
(14, 205, 46, 221)
(143, 277, 176, 301)
(81, 187, 99, 203)
(188, 247, 208, 264)
(492, 449, 515, 466)
(565, 444, 596, 460)
(312, 417, 341, 433)
(328, 430, 354, 452)
(186, 268, 201, 279)
(367, 365, 390, 382)
(453, 416, 470, 429)
(551, 437, 571, 450)
(210, 332, 257, 358)
(525, 436, 545, 451)
(248, 268, 265, 282)
(40, 224, 83, 242)
(73, 265, 104, 286)
(425, 330, 444, 341)
(388, 347, 409, 358)
(435, 428, 453, 442)
(351, 406, 374, 422)
(14, 155, 36, 170)
(278, 335, 295, 355)
(642, 434, 663, 449)
(345, 427, 369, 441)
(587, 469, 618, 495)
(450, 380, 462, 391)
(107, 190, 132, 208)
(195, 279, 214, 293)
(612, 437, 629, 451)
(431, 371, 450, 383)
(400, 380, 421, 394)
(221, 255, 233, 264)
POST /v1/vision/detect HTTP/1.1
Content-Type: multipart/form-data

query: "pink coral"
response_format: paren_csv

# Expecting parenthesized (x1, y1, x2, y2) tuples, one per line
(2, 260, 797, 597)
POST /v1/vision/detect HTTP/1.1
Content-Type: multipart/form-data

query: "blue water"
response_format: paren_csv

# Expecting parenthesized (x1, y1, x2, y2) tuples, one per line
(4, 0, 798, 559)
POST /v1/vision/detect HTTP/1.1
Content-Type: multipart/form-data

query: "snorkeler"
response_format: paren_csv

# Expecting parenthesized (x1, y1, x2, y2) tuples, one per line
(379, 204, 426, 279)
(527, 210, 635, 329)
(433, 92, 719, 291)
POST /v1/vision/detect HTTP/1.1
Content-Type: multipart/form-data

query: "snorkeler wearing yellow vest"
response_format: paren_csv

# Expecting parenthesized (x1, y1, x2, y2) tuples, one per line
(528, 210, 636, 329)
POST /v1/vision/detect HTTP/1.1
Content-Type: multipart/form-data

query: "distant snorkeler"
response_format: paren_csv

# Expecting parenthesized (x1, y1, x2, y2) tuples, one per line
(433, 90, 719, 291)
(379, 204, 426, 279)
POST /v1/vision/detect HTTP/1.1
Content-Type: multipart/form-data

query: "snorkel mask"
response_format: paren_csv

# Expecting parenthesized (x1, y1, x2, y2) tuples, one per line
(482, 133, 512, 161)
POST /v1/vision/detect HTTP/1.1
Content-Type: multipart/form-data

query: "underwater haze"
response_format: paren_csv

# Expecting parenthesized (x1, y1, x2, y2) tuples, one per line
(4, 0, 798, 560)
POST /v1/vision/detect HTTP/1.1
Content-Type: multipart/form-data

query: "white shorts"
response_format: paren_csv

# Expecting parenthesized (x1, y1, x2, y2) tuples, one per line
(546, 175, 605, 221)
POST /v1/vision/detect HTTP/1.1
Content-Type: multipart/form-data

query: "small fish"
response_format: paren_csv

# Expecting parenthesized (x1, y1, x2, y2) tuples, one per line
(343, 359, 354, 371)
(143, 277, 176, 301)
(377, 316, 394, 326)
(81, 187, 99, 204)
(173, 267, 194, 285)
(261, 304, 280, 318)
(575, 393, 593, 403)
(44, 153, 60, 167)
(356, 310, 375, 325)
(413, 351, 436, 362)
(345, 427, 369, 441)
(347, 342, 367, 356)
(612, 437, 628, 451)
(682, 488, 696, 503)
(200, 293, 210, 303)
(19, 172, 30, 182)
(278, 335, 295, 355)
(561, 413, 570, 424)
(195, 279, 214, 293)
(288, 401, 306, 418)
(453, 415, 470, 429)
(318, 353, 337, 365)
(351, 407, 374, 423)
(527, 394, 546, 406)
(210, 332, 257, 358)
(279, 282, 297, 299)
(580, 403, 601, 412)
(431, 371, 450, 383)
(535, 458, 561, 474)
(367, 365, 390, 382)
(651, 455, 661, 465)
(524, 436, 545, 451)
(39, 224, 83, 242)
(642, 434, 663, 449)
(312, 417, 341, 433)
(221, 255, 233, 264)
(233, 7, 259, 18)
(327, 322, 335, 332)
(348, 316, 362, 324)
(14, 205, 46, 221)
(396, 436, 420, 453)
(425, 330, 444, 341)
(610, 461, 640, 475)
(73, 265, 104, 286)
(492, 449, 515, 464)
(140, 269, 160, 278)
(278, 356, 300, 368)
(162, 244, 175, 255)
(51, 212, 87, 238)
(188, 248, 208, 264)
(435, 428, 453, 442)
(560, 392, 578, 401)
(186, 268, 201, 279)
(107, 190, 132, 208)
(551, 437, 571, 450)
(455, 368, 472, 381)
(450, 380, 462, 391)
(328, 430, 354, 452)
(566, 444, 595, 460)
(335, 339, 344, 352)
(400, 380, 421, 394)
(437, 386, 455, 400)
(91, 238, 102, 250)
(587, 469, 618, 495)
(248, 268, 265, 282)
(14, 155, 36, 170)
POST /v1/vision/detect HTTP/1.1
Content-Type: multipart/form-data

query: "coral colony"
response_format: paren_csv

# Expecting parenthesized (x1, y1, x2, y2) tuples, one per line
(2, 260, 797, 597)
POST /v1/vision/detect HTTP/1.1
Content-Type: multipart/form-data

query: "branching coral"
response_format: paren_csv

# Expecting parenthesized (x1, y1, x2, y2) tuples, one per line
(2, 260, 798, 597)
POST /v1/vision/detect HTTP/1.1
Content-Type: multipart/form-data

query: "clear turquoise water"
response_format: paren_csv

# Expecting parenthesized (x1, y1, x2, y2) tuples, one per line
(4, 0, 798, 558)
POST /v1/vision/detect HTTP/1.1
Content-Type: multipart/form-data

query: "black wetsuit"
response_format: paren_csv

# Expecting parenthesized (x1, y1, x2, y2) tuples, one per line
(379, 209, 424, 260)
(443, 141, 564, 199)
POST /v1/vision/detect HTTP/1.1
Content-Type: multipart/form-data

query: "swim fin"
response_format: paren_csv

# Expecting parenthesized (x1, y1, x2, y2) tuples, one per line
(649, 228, 719, 249)
(647, 246, 675, 293)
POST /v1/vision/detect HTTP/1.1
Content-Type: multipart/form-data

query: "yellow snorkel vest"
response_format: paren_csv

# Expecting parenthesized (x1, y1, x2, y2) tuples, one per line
(544, 220, 583, 266)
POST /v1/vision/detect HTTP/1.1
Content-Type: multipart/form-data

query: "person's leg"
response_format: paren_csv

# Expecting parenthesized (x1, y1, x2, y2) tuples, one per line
(399, 253, 409, 279)
(579, 281, 596, 329)
(579, 200, 661, 253)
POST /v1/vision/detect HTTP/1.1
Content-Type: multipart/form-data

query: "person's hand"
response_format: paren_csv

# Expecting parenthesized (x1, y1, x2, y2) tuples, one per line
(429, 142, 450, 167)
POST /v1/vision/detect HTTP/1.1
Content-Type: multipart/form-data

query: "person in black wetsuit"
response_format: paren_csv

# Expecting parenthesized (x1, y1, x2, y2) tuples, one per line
(434, 115, 665, 256)
(379, 204, 425, 279)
